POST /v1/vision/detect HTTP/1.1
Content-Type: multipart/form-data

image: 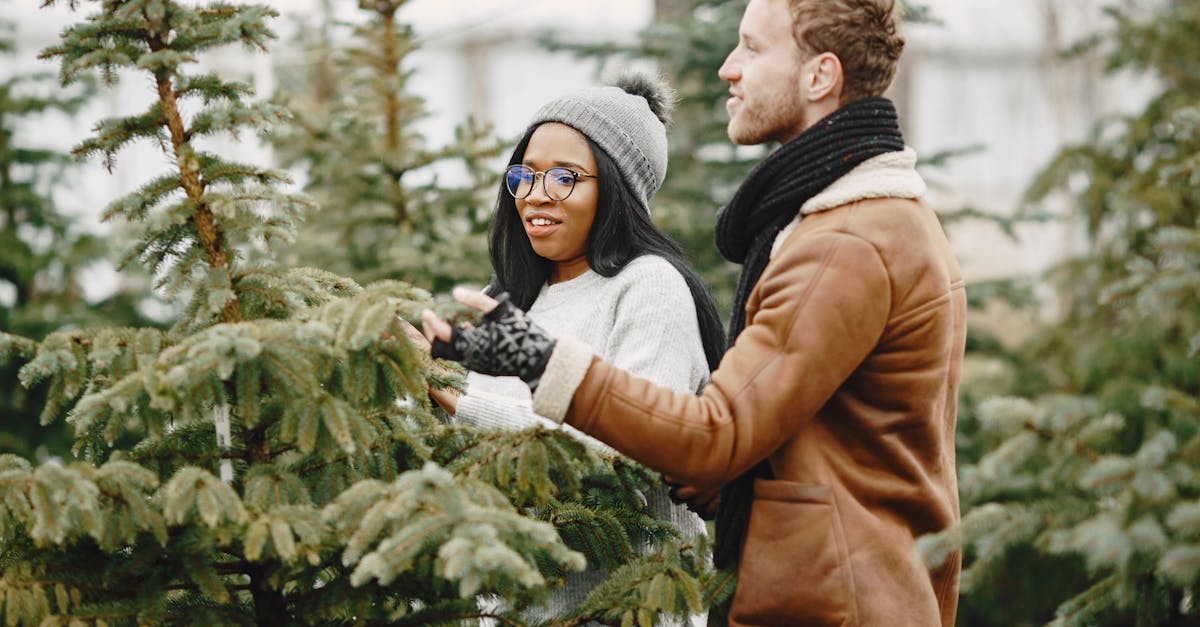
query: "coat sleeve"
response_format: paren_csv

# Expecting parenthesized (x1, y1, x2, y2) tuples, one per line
(457, 260, 704, 455)
(551, 230, 891, 487)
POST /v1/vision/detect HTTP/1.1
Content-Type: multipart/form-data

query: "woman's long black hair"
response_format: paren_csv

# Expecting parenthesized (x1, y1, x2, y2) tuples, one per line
(489, 127, 726, 371)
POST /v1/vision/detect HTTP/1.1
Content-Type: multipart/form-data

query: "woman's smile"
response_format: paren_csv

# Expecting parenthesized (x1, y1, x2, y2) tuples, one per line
(523, 211, 564, 237)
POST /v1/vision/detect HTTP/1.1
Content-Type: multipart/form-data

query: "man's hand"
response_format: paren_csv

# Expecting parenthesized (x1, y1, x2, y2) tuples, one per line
(420, 288, 556, 389)
(665, 476, 721, 520)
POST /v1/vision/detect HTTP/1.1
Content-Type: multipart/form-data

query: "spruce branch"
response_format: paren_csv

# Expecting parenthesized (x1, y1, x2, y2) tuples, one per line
(176, 73, 254, 104)
(568, 543, 705, 626)
(326, 463, 585, 595)
(0, 333, 38, 364)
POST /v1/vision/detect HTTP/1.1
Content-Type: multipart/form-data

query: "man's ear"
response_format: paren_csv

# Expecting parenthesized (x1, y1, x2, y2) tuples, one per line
(805, 52, 843, 103)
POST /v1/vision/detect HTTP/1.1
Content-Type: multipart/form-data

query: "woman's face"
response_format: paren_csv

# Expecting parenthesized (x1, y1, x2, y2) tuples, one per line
(515, 122, 599, 282)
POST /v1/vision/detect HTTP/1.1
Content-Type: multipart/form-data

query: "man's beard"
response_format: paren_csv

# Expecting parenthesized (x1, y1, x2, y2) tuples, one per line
(728, 85, 807, 146)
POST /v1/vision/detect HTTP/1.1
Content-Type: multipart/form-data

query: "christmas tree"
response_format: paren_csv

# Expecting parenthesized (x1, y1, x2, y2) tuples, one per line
(0, 2, 722, 624)
(268, 0, 503, 293)
(0, 19, 150, 460)
(270, 3, 727, 623)
(919, 1, 1200, 625)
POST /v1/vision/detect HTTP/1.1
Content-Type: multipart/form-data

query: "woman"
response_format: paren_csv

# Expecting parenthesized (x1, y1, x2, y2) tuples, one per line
(426, 74, 725, 622)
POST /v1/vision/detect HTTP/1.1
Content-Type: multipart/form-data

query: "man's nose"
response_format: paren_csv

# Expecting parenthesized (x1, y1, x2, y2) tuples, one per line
(718, 51, 740, 81)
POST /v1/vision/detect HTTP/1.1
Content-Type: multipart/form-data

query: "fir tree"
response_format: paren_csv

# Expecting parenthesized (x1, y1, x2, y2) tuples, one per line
(0, 2, 580, 624)
(268, 0, 504, 293)
(920, 2, 1200, 625)
(268, 3, 729, 624)
(0, 20, 149, 460)
(0, 2, 724, 625)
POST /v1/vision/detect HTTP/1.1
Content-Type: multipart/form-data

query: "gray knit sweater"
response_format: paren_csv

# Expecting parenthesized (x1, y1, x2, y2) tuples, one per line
(455, 255, 709, 623)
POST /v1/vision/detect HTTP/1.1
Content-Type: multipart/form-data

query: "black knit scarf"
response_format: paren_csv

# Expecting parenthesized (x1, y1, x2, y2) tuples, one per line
(711, 97, 905, 569)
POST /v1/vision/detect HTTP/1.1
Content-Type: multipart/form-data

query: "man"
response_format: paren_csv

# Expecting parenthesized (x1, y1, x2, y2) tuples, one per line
(423, 0, 964, 624)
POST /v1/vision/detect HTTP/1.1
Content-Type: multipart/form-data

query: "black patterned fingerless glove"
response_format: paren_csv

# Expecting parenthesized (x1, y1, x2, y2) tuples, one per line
(430, 293, 556, 389)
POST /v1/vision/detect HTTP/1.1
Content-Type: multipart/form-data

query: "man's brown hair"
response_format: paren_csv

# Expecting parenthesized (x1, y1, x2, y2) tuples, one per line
(790, 0, 905, 103)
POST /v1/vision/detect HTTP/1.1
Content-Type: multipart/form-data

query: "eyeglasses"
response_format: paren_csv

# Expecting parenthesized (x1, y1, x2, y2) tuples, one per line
(504, 164, 597, 201)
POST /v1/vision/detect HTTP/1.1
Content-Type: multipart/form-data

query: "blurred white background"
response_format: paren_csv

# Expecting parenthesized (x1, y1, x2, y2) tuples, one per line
(0, 0, 1156, 305)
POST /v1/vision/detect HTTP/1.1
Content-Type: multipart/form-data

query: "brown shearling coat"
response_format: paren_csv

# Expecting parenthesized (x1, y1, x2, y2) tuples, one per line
(563, 196, 965, 626)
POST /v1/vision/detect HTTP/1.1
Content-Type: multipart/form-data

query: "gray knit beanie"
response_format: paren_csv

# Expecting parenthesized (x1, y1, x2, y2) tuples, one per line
(526, 73, 676, 214)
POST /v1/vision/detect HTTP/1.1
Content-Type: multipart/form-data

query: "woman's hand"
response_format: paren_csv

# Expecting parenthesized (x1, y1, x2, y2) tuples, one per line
(397, 317, 461, 415)
(419, 287, 499, 344)
(398, 317, 432, 348)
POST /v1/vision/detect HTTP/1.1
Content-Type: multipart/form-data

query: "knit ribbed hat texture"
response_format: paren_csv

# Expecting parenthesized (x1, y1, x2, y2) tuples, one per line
(527, 74, 675, 214)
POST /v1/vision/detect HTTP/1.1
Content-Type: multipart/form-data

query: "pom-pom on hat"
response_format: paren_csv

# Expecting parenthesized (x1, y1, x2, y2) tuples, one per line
(526, 72, 676, 214)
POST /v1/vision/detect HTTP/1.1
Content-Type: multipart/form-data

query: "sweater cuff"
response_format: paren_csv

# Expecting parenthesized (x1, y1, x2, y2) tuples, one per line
(531, 336, 594, 423)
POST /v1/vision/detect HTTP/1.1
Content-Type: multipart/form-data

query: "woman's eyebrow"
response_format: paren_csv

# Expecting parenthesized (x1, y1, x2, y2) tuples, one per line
(523, 158, 591, 171)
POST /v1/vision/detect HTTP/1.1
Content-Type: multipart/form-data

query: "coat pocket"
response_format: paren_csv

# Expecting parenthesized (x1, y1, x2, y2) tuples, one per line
(729, 478, 856, 626)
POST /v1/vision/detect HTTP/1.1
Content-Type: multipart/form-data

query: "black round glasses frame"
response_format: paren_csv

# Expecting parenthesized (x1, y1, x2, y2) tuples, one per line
(504, 164, 597, 201)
